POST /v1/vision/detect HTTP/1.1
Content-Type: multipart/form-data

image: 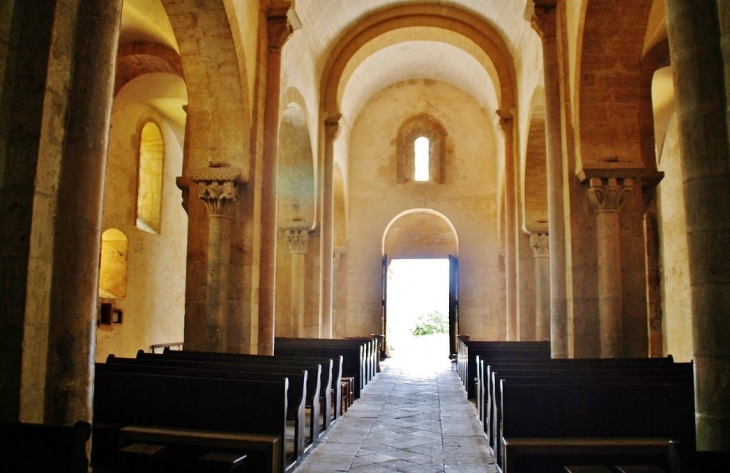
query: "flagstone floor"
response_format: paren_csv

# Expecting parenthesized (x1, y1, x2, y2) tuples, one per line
(294, 348, 496, 473)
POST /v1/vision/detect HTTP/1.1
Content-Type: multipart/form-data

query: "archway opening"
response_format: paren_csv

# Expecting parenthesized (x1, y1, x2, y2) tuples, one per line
(386, 258, 450, 366)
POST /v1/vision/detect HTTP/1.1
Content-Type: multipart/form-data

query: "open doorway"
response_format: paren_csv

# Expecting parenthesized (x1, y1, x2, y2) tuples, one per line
(386, 258, 450, 364)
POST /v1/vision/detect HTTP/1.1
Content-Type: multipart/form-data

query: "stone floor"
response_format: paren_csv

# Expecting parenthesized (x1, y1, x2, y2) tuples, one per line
(294, 354, 497, 473)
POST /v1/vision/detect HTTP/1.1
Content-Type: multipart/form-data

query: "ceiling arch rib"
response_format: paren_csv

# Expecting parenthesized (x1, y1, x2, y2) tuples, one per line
(320, 4, 517, 117)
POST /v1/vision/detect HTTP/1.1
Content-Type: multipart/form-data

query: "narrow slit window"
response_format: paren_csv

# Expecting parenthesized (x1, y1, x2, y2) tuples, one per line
(414, 136, 430, 181)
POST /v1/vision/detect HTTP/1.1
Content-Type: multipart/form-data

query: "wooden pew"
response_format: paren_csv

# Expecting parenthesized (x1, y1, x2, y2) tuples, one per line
(458, 340, 550, 389)
(275, 337, 375, 389)
(482, 359, 693, 449)
(488, 365, 693, 463)
(462, 344, 551, 399)
(98, 359, 309, 459)
(125, 352, 322, 446)
(93, 370, 288, 473)
(498, 381, 695, 473)
(157, 349, 341, 427)
(0, 420, 91, 473)
(274, 340, 367, 399)
(476, 357, 673, 434)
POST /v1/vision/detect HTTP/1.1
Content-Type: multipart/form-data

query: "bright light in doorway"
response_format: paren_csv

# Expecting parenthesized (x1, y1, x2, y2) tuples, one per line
(387, 259, 449, 363)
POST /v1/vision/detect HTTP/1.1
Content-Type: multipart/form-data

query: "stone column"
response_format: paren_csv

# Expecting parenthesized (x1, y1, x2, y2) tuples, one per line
(530, 1, 568, 357)
(666, 0, 730, 451)
(258, 9, 294, 355)
(193, 169, 242, 352)
(587, 177, 633, 358)
(320, 114, 341, 339)
(282, 225, 310, 337)
(498, 110, 518, 341)
(530, 233, 551, 341)
(44, 0, 123, 425)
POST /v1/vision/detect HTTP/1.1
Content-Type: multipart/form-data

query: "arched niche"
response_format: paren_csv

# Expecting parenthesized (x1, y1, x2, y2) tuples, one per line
(278, 102, 315, 224)
(523, 107, 548, 231)
(99, 228, 129, 298)
(382, 209, 458, 259)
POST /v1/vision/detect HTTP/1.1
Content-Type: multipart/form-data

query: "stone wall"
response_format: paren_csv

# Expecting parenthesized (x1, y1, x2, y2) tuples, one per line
(346, 79, 501, 340)
(95, 103, 187, 361)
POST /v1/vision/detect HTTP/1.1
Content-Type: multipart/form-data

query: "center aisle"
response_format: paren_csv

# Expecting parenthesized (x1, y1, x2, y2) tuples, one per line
(294, 348, 496, 473)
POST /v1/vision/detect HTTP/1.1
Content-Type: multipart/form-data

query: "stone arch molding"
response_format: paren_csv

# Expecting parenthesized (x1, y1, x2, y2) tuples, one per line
(160, 0, 250, 177)
(320, 3, 518, 118)
(382, 209, 459, 257)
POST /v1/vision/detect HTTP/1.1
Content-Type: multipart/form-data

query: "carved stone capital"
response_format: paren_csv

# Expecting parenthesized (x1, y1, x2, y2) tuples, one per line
(526, 1, 557, 43)
(496, 109, 513, 138)
(325, 114, 343, 143)
(197, 180, 237, 218)
(282, 225, 310, 254)
(267, 10, 293, 52)
(588, 177, 634, 213)
(530, 232, 550, 258)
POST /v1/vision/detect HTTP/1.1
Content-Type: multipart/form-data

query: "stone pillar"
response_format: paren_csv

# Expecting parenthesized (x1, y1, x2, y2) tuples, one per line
(258, 9, 294, 355)
(530, 233, 551, 341)
(498, 110, 518, 341)
(44, 0, 123, 425)
(193, 169, 242, 352)
(530, 1, 568, 358)
(320, 114, 341, 339)
(283, 225, 310, 337)
(666, 0, 730, 451)
(587, 177, 633, 358)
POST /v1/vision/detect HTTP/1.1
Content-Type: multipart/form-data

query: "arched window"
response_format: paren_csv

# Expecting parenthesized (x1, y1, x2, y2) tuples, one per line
(99, 228, 128, 298)
(396, 114, 447, 184)
(414, 137, 430, 181)
(136, 121, 164, 233)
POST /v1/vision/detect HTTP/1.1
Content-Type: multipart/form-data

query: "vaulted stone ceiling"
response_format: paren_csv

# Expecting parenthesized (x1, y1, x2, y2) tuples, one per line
(290, 0, 542, 123)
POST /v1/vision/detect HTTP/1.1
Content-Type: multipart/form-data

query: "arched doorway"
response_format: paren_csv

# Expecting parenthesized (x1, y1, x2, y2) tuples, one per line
(382, 210, 459, 363)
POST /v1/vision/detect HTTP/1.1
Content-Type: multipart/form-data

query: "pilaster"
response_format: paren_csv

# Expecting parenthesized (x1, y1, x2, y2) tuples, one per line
(320, 113, 342, 339)
(497, 109, 518, 342)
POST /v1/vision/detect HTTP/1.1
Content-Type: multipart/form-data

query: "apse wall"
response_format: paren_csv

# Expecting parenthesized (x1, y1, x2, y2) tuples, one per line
(346, 79, 501, 340)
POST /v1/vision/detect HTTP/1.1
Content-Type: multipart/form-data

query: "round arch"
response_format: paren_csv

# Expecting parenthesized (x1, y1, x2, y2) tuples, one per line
(382, 209, 459, 258)
(278, 101, 315, 225)
(523, 90, 548, 231)
(160, 0, 250, 175)
(577, 0, 654, 167)
(320, 3, 517, 117)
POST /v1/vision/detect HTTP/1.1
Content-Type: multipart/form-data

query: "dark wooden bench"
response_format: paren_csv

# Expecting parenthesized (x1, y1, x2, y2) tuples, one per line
(457, 340, 550, 389)
(118, 426, 274, 473)
(93, 370, 288, 473)
(274, 341, 367, 399)
(277, 336, 376, 383)
(275, 337, 375, 391)
(131, 352, 324, 442)
(0, 420, 91, 473)
(98, 359, 309, 458)
(499, 382, 696, 473)
(155, 349, 340, 428)
(478, 357, 677, 442)
(460, 341, 551, 398)
(485, 362, 693, 453)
